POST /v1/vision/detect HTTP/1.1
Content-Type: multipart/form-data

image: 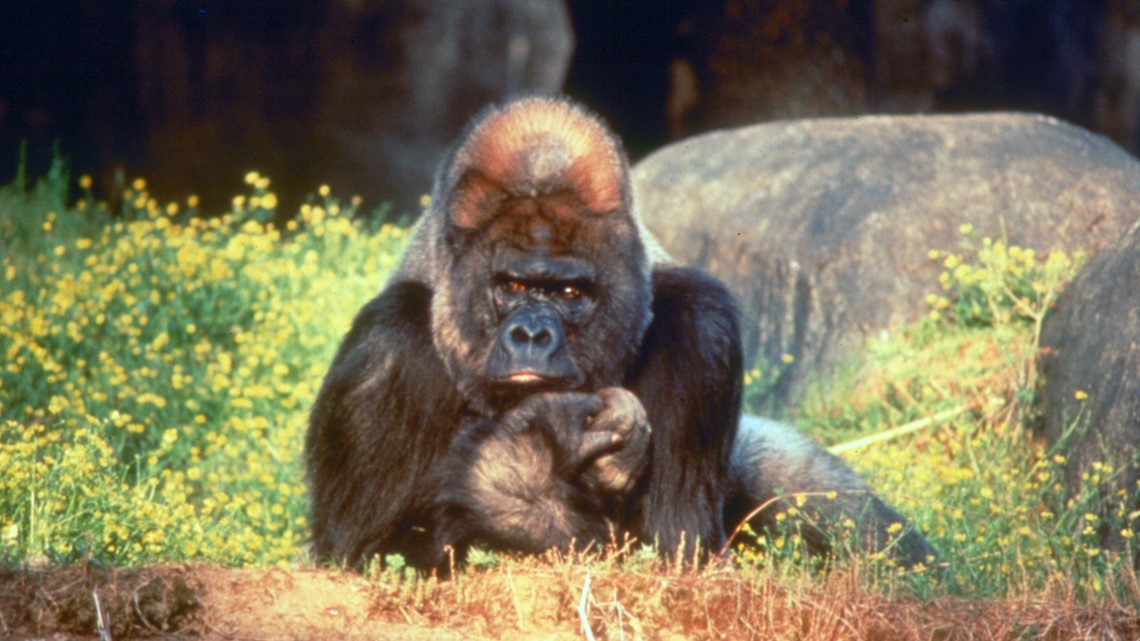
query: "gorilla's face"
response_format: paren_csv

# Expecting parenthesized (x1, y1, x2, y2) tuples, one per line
(419, 97, 655, 415)
(484, 250, 599, 387)
(432, 202, 652, 415)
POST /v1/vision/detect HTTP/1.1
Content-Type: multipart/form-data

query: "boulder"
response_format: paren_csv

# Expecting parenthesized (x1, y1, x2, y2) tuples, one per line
(1036, 219, 1140, 545)
(633, 112, 1140, 410)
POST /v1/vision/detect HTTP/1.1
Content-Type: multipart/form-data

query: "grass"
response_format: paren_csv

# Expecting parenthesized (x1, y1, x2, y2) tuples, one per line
(1, 164, 1138, 637)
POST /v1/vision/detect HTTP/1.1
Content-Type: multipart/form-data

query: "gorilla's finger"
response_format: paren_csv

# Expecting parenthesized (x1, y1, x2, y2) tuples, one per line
(575, 430, 623, 464)
(591, 388, 648, 438)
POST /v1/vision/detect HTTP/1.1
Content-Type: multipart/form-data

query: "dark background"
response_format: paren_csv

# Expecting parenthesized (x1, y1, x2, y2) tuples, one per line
(2, 0, 1137, 217)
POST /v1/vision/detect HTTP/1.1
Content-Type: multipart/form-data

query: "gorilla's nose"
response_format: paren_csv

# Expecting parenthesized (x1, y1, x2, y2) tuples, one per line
(503, 308, 563, 360)
(507, 318, 555, 349)
(487, 307, 575, 382)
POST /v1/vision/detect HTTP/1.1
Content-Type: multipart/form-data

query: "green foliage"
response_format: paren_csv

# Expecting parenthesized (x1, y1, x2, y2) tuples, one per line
(0, 152, 98, 275)
(925, 223, 1085, 343)
(740, 359, 792, 416)
(0, 168, 407, 566)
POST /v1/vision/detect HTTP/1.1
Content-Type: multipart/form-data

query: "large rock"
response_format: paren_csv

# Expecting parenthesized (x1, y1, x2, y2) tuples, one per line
(1036, 219, 1140, 545)
(633, 113, 1140, 410)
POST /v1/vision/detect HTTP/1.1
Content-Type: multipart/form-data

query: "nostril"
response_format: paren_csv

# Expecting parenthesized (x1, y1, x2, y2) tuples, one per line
(507, 323, 555, 349)
(509, 325, 531, 345)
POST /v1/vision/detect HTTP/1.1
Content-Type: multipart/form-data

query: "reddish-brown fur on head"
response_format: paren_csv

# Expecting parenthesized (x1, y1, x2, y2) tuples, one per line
(446, 96, 630, 234)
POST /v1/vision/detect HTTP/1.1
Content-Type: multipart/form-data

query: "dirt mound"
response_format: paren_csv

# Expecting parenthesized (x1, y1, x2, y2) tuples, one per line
(3, 563, 1138, 640)
(0, 564, 474, 640)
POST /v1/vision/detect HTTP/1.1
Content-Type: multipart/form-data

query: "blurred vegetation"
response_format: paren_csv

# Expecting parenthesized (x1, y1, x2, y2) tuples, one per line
(1, 163, 406, 566)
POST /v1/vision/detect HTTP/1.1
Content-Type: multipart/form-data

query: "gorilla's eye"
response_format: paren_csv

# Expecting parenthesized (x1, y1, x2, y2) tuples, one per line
(558, 284, 583, 300)
(501, 280, 528, 294)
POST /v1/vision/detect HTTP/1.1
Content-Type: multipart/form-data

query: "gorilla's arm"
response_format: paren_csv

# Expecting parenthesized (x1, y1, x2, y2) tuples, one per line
(726, 416, 939, 567)
(307, 280, 644, 570)
(624, 265, 744, 558)
(436, 392, 619, 556)
(432, 265, 743, 562)
(306, 281, 468, 569)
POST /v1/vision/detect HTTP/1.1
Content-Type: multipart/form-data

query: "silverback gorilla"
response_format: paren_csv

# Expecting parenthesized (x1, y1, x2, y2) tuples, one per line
(306, 96, 937, 572)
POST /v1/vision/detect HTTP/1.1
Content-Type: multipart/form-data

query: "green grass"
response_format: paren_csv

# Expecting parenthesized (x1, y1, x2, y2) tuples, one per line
(0, 164, 1135, 606)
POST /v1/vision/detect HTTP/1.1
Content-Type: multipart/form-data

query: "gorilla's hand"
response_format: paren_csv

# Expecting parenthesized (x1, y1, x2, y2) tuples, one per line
(498, 392, 620, 472)
(497, 389, 650, 492)
(582, 387, 651, 494)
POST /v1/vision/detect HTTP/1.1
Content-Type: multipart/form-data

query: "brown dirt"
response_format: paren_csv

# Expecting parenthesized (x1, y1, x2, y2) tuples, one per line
(2, 563, 1138, 640)
(0, 564, 479, 641)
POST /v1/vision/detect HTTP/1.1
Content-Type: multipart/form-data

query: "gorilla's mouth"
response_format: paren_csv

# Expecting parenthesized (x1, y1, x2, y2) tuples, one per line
(482, 369, 583, 398)
(475, 371, 584, 416)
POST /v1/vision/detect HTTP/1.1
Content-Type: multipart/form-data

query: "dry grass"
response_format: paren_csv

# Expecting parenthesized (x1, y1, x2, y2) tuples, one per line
(384, 548, 1140, 641)
(3, 556, 1137, 640)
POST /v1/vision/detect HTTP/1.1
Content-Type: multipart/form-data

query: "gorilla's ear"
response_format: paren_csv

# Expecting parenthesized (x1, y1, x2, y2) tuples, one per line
(445, 97, 631, 231)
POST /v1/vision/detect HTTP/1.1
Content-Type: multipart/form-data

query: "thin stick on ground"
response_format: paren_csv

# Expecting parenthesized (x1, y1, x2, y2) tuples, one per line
(93, 589, 112, 641)
(828, 405, 970, 455)
(578, 570, 595, 641)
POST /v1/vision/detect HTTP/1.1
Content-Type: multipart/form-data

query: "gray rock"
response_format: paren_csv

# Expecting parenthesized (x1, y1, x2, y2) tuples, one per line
(1036, 219, 1140, 546)
(633, 112, 1140, 410)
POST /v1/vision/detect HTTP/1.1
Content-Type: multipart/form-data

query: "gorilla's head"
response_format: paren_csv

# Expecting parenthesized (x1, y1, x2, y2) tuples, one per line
(397, 96, 654, 414)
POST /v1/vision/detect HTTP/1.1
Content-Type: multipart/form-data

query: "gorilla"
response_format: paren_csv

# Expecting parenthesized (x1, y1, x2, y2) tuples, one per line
(305, 95, 936, 572)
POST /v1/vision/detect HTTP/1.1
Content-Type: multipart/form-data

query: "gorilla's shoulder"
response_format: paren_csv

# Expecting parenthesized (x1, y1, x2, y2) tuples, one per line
(637, 265, 742, 382)
(349, 280, 432, 336)
(649, 265, 739, 323)
(325, 280, 434, 378)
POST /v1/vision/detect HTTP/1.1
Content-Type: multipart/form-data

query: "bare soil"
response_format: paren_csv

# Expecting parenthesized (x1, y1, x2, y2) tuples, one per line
(1, 564, 477, 641)
(2, 563, 1137, 640)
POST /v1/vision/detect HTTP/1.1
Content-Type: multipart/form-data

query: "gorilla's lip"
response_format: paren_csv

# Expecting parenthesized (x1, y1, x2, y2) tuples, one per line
(493, 371, 577, 388)
(485, 369, 582, 390)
